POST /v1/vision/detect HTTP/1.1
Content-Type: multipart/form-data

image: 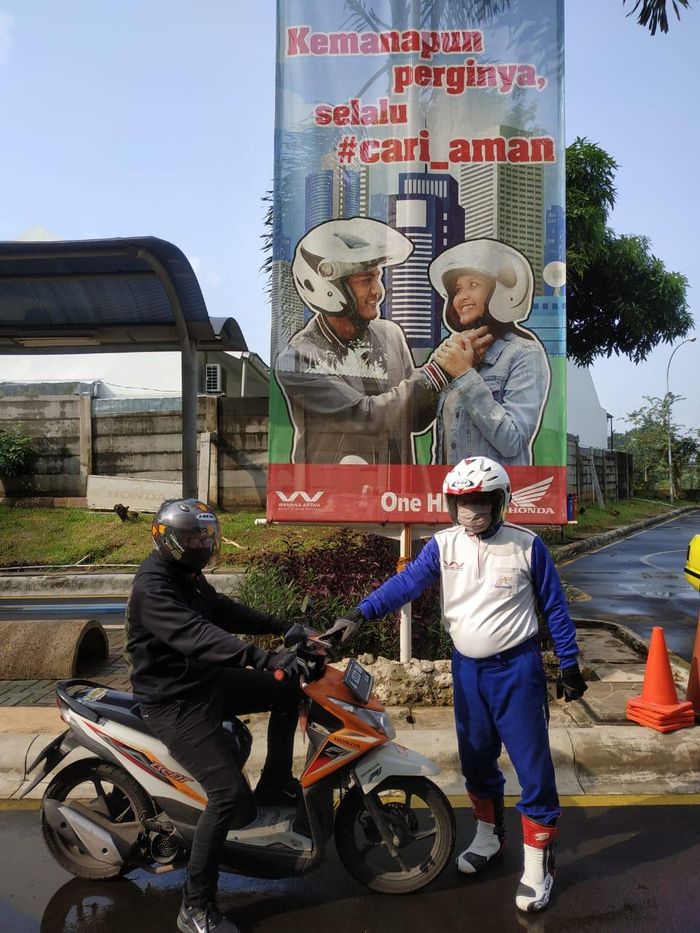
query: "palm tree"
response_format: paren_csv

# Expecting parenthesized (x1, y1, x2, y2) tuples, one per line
(624, 0, 690, 35)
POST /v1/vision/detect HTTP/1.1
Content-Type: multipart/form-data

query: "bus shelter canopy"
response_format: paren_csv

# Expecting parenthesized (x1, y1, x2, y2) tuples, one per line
(0, 236, 247, 496)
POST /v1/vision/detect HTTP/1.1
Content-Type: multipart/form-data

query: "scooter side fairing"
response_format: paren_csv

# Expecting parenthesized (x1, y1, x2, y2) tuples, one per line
(65, 709, 210, 811)
(352, 742, 440, 793)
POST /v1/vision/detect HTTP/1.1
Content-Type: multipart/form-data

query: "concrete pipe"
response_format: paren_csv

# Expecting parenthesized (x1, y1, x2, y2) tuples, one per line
(0, 619, 109, 680)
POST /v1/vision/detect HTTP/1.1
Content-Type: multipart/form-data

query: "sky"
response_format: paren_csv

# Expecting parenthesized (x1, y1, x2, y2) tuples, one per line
(0, 0, 697, 431)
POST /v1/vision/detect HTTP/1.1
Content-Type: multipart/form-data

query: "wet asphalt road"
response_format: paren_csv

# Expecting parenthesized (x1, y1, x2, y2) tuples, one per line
(561, 511, 700, 661)
(1, 803, 700, 933)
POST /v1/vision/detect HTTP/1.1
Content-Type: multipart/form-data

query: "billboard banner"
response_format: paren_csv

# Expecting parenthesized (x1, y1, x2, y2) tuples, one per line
(269, 0, 566, 524)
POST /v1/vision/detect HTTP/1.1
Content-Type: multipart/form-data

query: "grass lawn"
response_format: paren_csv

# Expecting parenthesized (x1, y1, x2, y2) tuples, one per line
(0, 497, 683, 570)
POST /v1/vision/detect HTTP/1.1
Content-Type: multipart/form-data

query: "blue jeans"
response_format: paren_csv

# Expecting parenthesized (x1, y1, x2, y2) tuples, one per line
(452, 638, 560, 826)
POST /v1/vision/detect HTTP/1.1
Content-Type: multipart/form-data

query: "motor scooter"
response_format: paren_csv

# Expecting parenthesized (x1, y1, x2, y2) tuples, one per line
(23, 626, 455, 894)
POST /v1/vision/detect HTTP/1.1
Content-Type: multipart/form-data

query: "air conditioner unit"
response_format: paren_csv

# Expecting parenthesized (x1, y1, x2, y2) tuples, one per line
(205, 363, 224, 394)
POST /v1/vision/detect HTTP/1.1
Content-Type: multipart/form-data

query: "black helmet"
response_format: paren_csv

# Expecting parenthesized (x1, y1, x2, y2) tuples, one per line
(151, 499, 221, 571)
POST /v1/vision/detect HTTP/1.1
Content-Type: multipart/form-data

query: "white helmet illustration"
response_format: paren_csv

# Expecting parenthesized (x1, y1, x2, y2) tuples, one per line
(292, 218, 413, 316)
(429, 238, 534, 329)
(442, 456, 512, 525)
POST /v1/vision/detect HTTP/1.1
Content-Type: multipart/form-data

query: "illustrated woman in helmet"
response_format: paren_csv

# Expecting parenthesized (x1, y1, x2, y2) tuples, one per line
(327, 457, 587, 914)
(275, 217, 477, 465)
(429, 239, 550, 466)
(126, 499, 310, 933)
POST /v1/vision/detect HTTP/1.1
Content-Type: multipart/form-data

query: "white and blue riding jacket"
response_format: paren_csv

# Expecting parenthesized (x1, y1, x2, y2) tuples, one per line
(358, 522, 579, 666)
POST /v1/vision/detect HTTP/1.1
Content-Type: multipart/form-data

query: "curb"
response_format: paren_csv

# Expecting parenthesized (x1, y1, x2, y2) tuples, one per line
(552, 505, 698, 565)
(2, 720, 700, 800)
(0, 572, 245, 598)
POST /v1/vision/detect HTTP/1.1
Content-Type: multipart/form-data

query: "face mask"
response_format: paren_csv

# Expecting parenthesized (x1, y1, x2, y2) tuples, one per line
(457, 502, 492, 535)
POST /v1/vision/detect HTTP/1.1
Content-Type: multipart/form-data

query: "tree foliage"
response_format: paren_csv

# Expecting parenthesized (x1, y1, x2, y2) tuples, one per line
(0, 428, 33, 478)
(617, 395, 699, 494)
(566, 138, 692, 367)
(623, 0, 691, 35)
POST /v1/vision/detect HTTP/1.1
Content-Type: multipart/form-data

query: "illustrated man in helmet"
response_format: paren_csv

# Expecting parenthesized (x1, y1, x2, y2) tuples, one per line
(429, 238, 550, 465)
(327, 457, 587, 914)
(275, 218, 485, 465)
(126, 499, 308, 933)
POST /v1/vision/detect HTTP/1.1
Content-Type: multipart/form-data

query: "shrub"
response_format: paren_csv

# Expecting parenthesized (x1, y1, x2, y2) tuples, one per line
(235, 529, 451, 660)
(0, 428, 34, 478)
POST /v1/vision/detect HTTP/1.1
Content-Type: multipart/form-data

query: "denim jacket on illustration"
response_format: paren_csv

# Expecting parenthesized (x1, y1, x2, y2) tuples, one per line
(434, 331, 550, 466)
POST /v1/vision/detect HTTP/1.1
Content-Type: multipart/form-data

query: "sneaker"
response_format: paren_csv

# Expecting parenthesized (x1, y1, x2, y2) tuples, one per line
(177, 901, 240, 933)
(254, 776, 301, 806)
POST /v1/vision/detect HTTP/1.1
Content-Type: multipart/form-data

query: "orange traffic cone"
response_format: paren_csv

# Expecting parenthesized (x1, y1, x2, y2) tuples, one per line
(626, 627, 695, 733)
(686, 613, 700, 719)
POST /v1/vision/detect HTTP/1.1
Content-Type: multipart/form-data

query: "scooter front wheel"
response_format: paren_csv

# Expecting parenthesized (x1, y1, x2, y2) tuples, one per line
(334, 776, 455, 894)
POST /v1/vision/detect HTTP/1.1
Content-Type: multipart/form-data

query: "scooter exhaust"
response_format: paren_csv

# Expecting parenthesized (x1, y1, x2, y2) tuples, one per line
(44, 799, 137, 867)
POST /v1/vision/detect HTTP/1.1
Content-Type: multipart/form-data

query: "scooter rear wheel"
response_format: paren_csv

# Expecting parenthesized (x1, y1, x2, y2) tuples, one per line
(334, 775, 455, 894)
(41, 759, 153, 880)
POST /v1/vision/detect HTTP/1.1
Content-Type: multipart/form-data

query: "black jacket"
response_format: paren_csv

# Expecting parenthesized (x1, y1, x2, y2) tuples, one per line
(126, 552, 284, 703)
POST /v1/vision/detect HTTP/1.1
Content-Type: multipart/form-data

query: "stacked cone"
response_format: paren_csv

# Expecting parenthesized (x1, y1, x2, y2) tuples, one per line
(626, 627, 695, 733)
(686, 613, 700, 720)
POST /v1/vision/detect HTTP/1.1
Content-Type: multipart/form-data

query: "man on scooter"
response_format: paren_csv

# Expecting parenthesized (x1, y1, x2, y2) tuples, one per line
(327, 457, 587, 914)
(126, 498, 304, 933)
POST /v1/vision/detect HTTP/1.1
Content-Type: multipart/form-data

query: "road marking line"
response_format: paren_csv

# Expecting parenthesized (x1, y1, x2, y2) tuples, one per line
(5, 795, 700, 812)
(448, 794, 700, 807)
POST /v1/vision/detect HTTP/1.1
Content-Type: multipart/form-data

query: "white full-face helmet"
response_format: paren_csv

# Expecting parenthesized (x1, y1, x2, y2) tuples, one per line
(429, 239, 534, 331)
(442, 457, 512, 526)
(292, 218, 413, 317)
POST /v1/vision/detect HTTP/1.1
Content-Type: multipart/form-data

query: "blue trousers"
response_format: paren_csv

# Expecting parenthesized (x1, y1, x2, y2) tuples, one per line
(452, 637, 560, 826)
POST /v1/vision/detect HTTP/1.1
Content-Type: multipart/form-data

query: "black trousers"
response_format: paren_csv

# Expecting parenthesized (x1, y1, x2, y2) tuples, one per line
(141, 667, 299, 907)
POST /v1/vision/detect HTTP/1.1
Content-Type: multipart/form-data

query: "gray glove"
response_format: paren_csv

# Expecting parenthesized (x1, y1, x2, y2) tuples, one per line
(324, 608, 364, 644)
(556, 663, 587, 702)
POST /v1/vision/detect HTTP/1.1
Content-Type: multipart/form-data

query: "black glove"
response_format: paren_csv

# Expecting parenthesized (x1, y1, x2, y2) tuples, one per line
(556, 664, 588, 702)
(324, 608, 364, 644)
(263, 647, 311, 681)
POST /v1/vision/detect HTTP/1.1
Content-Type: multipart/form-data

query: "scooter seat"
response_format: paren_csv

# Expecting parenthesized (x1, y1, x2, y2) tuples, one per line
(75, 686, 154, 736)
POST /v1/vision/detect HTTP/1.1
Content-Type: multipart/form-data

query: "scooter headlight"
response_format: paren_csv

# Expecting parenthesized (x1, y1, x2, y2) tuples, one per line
(329, 699, 396, 739)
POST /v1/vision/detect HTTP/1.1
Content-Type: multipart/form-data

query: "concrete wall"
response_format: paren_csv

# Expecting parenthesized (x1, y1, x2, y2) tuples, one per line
(0, 395, 84, 497)
(567, 433, 633, 503)
(0, 393, 268, 508)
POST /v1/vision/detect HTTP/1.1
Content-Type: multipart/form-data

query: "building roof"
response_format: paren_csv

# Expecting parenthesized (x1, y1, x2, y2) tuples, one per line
(0, 236, 247, 354)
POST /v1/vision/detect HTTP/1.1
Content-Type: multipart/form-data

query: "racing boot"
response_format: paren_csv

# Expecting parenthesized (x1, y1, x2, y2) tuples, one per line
(456, 792, 506, 874)
(515, 815, 558, 913)
(177, 899, 240, 933)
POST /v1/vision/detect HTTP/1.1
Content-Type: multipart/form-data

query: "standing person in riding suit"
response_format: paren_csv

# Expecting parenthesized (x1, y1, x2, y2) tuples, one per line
(327, 458, 587, 913)
(275, 217, 486, 464)
(126, 499, 304, 933)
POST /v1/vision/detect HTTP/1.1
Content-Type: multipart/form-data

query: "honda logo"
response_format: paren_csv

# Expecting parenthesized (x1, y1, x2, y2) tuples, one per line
(509, 477, 555, 515)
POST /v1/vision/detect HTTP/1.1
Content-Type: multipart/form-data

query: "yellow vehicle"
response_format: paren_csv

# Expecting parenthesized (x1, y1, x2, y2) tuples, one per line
(684, 535, 700, 592)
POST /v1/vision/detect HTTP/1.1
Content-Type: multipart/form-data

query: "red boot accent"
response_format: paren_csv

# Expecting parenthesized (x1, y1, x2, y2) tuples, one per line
(521, 814, 559, 849)
(468, 792, 496, 823)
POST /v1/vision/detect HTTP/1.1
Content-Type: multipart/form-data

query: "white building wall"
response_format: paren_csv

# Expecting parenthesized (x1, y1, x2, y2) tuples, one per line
(0, 352, 183, 396)
(567, 362, 609, 448)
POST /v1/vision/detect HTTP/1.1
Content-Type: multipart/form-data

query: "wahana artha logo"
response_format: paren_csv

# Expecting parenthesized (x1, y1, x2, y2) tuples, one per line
(508, 477, 555, 515)
(275, 490, 325, 510)
(442, 559, 464, 571)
